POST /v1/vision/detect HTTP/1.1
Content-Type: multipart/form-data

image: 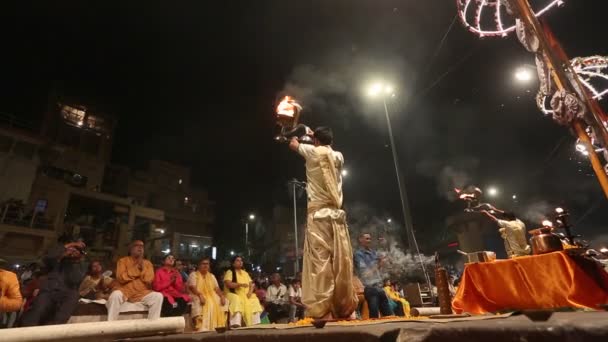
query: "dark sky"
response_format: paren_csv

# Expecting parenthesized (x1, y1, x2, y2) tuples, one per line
(3, 0, 608, 250)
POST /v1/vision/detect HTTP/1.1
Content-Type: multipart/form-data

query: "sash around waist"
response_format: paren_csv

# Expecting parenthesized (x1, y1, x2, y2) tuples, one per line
(308, 202, 345, 221)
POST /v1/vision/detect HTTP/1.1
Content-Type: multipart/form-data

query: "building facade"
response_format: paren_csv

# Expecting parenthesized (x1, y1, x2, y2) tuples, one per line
(0, 103, 166, 264)
(103, 160, 215, 263)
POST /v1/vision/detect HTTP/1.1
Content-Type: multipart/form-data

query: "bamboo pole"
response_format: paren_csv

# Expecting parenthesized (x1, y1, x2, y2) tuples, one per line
(574, 121, 608, 198)
(514, 0, 608, 199)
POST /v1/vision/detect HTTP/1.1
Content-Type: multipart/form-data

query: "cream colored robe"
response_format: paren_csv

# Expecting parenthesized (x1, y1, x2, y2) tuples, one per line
(298, 144, 358, 319)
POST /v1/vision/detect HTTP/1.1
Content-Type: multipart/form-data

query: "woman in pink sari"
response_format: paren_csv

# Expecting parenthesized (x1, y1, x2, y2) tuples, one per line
(153, 254, 191, 317)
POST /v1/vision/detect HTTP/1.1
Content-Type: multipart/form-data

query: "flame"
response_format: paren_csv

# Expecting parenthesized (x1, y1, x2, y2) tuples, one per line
(276, 96, 301, 117)
(542, 220, 553, 227)
(454, 188, 461, 193)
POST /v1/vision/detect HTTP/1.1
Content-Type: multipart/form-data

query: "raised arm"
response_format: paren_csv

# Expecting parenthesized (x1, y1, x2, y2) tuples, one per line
(289, 137, 300, 152)
(480, 210, 499, 222)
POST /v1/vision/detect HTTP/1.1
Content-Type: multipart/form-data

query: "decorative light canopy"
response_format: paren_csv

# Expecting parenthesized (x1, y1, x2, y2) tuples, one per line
(456, 0, 565, 37)
(537, 56, 608, 115)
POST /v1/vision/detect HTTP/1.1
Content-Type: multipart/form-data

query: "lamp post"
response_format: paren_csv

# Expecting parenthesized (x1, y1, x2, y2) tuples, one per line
(367, 81, 433, 299)
(367, 82, 415, 252)
(245, 214, 255, 258)
(289, 179, 307, 276)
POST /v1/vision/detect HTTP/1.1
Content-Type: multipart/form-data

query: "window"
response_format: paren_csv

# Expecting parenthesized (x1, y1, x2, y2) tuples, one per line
(60, 104, 86, 127)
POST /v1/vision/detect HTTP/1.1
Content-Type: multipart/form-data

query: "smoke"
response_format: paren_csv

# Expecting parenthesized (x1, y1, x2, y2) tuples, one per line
(280, 64, 350, 118)
(347, 203, 434, 283)
(381, 241, 435, 282)
(416, 157, 479, 200)
(520, 200, 552, 224)
(278, 55, 416, 123)
(283, 64, 347, 100)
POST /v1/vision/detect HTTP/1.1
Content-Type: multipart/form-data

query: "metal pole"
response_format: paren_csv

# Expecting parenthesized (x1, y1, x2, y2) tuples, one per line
(382, 98, 433, 300)
(245, 222, 249, 258)
(382, 98, 414, 252)
(293, 181, 300, 275)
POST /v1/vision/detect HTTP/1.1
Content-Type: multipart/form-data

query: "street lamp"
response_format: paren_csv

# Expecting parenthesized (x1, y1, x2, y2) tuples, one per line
(366, 81, 432, 300)
(341, 169, 348, 177)
(487, 187, 499, 197)
(365, 81, 414, 249)
(514, 64, 537, 83)
(514, 68, 533, 82)
(245, 213, 255, 258)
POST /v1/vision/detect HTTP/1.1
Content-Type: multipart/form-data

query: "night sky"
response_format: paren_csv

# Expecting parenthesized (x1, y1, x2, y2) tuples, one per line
(3, 1, 608, 251)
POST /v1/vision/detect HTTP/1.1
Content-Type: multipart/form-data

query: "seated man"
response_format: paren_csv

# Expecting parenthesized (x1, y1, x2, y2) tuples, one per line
(354, 233, 393, 318)
(288, 279, 306, 323)
(106, 240, 163, 321)
(265, 273, 289, 323)
(20, 240, 86, 326)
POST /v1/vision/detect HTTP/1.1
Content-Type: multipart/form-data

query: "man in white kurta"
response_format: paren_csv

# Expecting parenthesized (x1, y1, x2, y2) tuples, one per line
(289, 127, 358, 319)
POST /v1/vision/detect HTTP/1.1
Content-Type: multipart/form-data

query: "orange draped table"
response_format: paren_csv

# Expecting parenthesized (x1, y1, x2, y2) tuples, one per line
(452, 251, 608, 315)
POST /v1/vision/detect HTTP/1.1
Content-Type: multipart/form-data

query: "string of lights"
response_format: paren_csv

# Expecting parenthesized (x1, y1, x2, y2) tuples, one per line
(456, 0, 565, 37)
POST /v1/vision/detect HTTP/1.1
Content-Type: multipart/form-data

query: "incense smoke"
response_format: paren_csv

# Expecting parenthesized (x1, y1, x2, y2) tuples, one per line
(347, 203, 434, 283)
(520, 200, 552, 224)
(416, 157, 479, 201)
(280, 64, 350, 119)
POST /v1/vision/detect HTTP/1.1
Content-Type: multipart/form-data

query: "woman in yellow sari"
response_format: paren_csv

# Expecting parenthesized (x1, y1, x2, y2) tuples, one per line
(383, 280, 410, 317)
(223, 255, 263, 327)
(187, 257, 228, 332)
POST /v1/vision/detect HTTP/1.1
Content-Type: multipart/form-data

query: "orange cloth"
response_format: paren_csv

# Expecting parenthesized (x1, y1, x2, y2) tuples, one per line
(452, 251, 608, 314)
(115, 256, 155, 302)
(0, 269, 22, 312)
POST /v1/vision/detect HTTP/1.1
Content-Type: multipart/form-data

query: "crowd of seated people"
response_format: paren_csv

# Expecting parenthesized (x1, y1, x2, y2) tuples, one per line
(2, 238, 425, 330)
(1, 241, 281, 331)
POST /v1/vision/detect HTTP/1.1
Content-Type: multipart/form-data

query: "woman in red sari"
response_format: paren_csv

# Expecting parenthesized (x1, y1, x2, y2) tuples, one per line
(153, 254, 191, 317)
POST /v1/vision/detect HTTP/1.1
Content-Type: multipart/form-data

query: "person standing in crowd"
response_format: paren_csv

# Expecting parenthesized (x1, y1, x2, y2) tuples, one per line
(188, 257, 227, 332)
(223, 256, 263, 328)
(383, 280, 408, 317)
(354, 233, 393, 318)
(20, 240, 87, 326)
(153, 254, 191, 317)
(266, 273, 289, 323)
(106, 240, 163, 321)
(78, 261, 113, 300)
(288, 278, 306, 322)
(288, 127, 358, 319)
(1, 258, 22, 315)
